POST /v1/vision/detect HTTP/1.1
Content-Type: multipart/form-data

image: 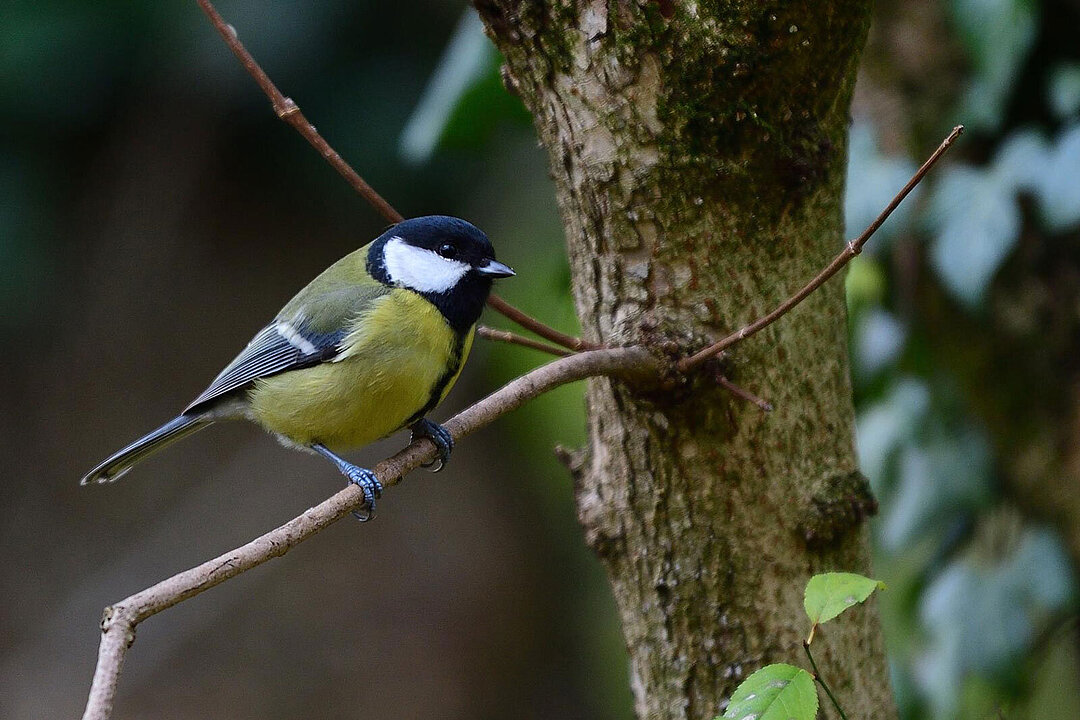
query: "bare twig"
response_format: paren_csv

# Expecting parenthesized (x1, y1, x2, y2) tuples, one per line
(195, 0, 401, 224)
(81, 347, 659, 720)
(678, 125, 964, 372)
(716, 374, 773, 413)
(195, 0, 587, 353)
(477, 325, 574, 357)
(485, 295, 599, 351)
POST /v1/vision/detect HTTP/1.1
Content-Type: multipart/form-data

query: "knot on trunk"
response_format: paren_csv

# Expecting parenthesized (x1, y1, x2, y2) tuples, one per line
(798, 469, 878, 549)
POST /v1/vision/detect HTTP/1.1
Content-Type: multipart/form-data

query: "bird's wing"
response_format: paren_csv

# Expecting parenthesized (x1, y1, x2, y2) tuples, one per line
(185, 281, 389, 413)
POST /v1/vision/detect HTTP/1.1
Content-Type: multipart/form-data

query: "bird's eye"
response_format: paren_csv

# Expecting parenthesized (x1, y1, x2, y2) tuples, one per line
(437, 243, 458, 259)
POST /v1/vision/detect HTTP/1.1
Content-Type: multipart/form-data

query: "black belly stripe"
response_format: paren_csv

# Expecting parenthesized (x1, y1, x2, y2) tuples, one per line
(404, 331, 467, 427)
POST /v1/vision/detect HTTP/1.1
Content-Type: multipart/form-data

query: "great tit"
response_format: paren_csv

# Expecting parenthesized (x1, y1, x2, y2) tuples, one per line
(81, 215, 515, 519)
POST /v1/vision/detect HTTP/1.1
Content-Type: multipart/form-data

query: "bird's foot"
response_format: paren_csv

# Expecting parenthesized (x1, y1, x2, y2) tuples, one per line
(342, 465, 383, 522)
(409, 419, 454, 473)
(310, 443, 383, 521)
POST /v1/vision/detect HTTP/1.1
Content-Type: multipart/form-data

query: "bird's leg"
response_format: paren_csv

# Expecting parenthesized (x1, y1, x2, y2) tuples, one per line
(409, 418, 454, 473)
(311, 443, 383, 521)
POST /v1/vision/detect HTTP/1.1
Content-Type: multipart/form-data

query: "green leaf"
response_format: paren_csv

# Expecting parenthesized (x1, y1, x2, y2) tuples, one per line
(926, 164, 1022, 309)
(852, 308, 906, 380)
(720, 664, 818, 720)
(855, 379, 931, 492)
(804, 573, 885, 630)
(918, 527, 1077, 716)
(1037, 123, 1080, 231)
(881, 427, 992, 550)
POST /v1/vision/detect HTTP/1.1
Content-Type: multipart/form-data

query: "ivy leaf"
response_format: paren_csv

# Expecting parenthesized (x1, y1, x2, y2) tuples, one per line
(804, 572, 885, 642)
(991, 129, 1049, 193)
(926, 165, 1021, 309)
(917, 527, 1076, 717)
(852, 308, 907, 380)
(1037, 123, 1080, 231)
(880, 426, 993, 550)
(855, 378, 931, 494)
(925, 124, 1080, 308)
(720, 664, 818, 720)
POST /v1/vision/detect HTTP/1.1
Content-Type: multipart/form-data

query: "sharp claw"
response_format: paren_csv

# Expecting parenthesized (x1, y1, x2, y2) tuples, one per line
(410, 419, 454, 473)
(344, 467, 382, 522)
(420, 457, 445, 473)
(309, 443, 384, 521)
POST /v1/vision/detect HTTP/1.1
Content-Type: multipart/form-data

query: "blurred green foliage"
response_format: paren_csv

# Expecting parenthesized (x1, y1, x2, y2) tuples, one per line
(948, 0, 1038, 132)
(923, 124, 1080, 306)
(842, 0, 1080, 717)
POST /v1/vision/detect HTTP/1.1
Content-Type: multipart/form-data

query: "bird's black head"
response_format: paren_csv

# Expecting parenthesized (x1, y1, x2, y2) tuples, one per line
(368, 215, 514, 334)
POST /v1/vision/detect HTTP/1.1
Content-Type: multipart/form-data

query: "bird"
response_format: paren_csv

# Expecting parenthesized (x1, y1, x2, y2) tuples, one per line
(81, 215, 515, 519)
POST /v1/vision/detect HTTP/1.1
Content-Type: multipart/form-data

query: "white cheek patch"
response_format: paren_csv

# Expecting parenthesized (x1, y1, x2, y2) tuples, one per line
(383, 236, 470, 293)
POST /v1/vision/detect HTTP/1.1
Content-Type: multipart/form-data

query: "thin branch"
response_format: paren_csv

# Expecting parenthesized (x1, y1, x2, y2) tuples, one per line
(195, 0, 401, 224)
(678, 124, 964, 372)
(485, 295, 599, 351)
(477, 325, 574, 357)
(716, 374, 773, 413)
(81, 347, 659, 720)
(195, 0, 586, 353)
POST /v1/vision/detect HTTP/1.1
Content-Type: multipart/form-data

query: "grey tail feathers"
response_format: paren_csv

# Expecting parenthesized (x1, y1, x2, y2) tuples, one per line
(80, 414, 212, 485)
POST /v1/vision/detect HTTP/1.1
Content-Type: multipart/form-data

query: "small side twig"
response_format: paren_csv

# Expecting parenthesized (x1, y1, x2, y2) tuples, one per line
(195, 0, 587, 354)
(716, 374, 773, 412)
(678, 124, 964, 372)
(477, 325, 574, 357)
(485, 295, 599, 352)
(803, 640, 849, 720)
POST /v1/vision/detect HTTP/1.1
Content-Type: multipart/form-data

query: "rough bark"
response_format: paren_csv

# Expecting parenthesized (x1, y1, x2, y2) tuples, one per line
(474, 2, 894, 719)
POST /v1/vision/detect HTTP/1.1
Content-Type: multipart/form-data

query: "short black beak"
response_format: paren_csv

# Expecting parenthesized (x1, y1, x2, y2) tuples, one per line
(477, 259, 516, 278)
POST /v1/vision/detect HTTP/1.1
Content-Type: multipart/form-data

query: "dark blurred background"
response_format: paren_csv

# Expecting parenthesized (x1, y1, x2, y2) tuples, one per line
(2, 1, 1079, 718)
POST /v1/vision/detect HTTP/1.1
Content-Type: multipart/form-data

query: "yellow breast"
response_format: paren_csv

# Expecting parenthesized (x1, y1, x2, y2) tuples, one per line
(247, 290, 473, 450)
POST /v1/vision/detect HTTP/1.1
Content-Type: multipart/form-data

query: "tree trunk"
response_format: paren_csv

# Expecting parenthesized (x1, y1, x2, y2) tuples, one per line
(474, 2, 894, 719)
